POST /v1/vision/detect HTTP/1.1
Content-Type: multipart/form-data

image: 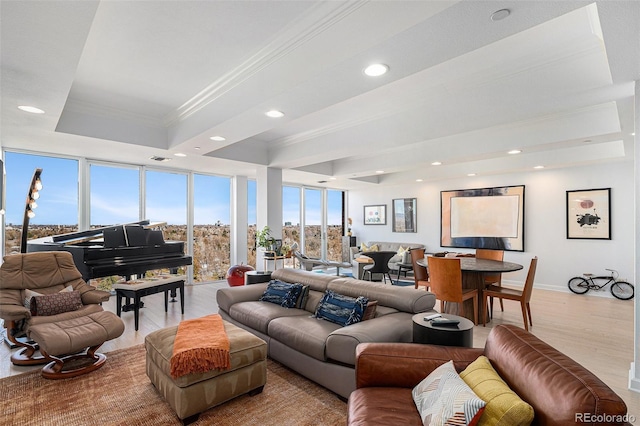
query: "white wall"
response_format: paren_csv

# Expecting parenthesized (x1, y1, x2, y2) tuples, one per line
(348, 161, 634, 295)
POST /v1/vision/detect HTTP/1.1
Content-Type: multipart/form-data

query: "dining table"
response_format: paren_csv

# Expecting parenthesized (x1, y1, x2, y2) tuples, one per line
(416, 257, 523, 323)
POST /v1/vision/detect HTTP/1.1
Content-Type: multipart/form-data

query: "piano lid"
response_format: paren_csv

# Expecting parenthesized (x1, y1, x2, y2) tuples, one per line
(27, 220, 168, 246)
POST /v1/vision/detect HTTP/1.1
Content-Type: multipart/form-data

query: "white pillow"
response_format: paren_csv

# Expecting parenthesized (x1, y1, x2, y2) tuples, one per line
(412, 360, 486, 426)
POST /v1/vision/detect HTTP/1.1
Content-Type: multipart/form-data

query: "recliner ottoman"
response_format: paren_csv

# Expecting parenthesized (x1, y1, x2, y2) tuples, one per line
(28, 310, 125, 379)
(145, 320, 267, 424)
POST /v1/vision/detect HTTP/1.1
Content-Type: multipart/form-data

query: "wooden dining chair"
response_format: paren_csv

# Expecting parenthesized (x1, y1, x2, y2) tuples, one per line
(476, 248, 504, 311)
(483, 256, 538, 331)
(427, 256, 478, 325)
(409, 248, 429, 290)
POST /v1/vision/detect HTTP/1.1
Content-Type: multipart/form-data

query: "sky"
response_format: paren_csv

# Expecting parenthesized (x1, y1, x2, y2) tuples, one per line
(4, 152, 342, 227)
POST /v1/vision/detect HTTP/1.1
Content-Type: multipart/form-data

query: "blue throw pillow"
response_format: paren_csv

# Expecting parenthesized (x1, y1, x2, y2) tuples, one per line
(314, 290, 368, 326)
(260, 280, 303, 308)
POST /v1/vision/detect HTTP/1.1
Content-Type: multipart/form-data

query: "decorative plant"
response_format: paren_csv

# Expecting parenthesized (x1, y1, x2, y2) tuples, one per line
(256, 226, 275, 249)
(347, 217, 353, 236)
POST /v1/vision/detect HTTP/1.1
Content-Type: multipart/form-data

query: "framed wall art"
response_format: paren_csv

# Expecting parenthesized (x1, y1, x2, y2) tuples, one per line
(440, 185, 525, 251)
(566, 188, 611, 239)
(364, 204, 386, 225)
(392, 198, 417, 232)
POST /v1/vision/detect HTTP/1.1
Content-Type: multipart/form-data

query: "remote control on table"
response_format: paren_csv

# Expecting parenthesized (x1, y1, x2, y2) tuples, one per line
(431, 318, 460, 326)
(424, 313, 441, 321)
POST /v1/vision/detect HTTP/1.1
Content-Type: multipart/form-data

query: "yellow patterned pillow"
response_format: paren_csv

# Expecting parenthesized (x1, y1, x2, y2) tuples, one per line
(396, 246, 408, 256)
(360, 243, 379, 252)
(460, 356, 534, 426)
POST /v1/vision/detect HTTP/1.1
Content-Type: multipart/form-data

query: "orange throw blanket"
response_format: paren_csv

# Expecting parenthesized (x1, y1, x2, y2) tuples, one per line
(170, 314, 231, 378)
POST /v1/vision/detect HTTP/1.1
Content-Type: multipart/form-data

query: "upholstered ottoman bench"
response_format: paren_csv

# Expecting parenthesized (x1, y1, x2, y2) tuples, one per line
(145, 319, 267, 424)
(28, 310, 125, 379)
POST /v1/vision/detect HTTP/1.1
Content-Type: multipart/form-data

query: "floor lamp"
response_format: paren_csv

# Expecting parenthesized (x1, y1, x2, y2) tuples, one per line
(20, 168, 43, 253)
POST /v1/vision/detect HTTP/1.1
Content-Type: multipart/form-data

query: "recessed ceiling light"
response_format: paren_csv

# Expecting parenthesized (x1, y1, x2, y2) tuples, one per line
(174, 153, 187, 157)
(210, 136, 226, 141)
(364, 64, 389, 77)
(265, 110, 285, 118)
(490, 9, 510, 21)
(583, 139, 592, 143)
(416, 179, 423, 182)
(329, 177, 337, 180)
(18, 105, 45, 114)
(431, 161, 442, 166)
(194, 146, 201, 150)
(508, 149, 522, 155)
(632, 132, 636, 136)
(467, 173, 477, 177)
(534, 165, 545, 169)
(375, 170, 384, 174)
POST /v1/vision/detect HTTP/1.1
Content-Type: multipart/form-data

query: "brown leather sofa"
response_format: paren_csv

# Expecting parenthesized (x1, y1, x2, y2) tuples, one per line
(348, 324, 630, 426)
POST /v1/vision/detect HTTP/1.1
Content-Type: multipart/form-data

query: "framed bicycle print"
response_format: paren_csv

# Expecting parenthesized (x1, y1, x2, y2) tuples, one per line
(364, 204, 386, 225)
(566, 188, 611, 239)
(392, 198, 417, 232)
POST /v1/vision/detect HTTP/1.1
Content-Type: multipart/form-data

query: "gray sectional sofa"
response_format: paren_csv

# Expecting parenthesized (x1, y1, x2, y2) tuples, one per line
(349, 241, 425, 279)
(216, 268, 436, 399)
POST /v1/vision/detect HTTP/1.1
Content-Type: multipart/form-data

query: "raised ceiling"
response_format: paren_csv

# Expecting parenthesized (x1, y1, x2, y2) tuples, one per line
(1, 1, 638, 189)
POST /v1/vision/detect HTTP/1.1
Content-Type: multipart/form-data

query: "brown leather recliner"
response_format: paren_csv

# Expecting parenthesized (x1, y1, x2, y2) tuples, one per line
(348, 324, 630, 425)
(0, 251, 124, 379)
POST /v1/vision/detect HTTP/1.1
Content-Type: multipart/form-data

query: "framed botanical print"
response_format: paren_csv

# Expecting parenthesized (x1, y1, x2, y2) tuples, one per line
(392, 198, 417, 232)
(566, 188, 611, 239)
(364, 204, 386, 225)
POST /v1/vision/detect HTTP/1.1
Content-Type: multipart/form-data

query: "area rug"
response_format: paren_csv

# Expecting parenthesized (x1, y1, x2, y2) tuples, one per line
(0, 345, 347, 425)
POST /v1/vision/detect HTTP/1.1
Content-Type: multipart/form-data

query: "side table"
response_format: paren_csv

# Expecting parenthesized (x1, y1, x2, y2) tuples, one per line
(263, 254, 286, 271)
(412, 313, 474, 348)
(245, 271, 272, 285)
(354, 256, 373, 280)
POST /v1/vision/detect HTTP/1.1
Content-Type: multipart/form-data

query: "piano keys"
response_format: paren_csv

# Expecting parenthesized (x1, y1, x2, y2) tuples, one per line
(26, 220, 193, 282)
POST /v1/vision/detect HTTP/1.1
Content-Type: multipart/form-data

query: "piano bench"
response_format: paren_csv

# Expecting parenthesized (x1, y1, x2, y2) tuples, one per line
(113, 275, 185, 331)
(145, 320, 267, 424)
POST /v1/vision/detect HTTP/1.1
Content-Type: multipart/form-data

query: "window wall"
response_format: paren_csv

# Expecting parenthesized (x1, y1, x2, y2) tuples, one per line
(147, 170, 189, 277)
(247, 179, 256, 266)
(3, 152, 79, 255)
(283, 185, 301, 252)
(291, 186, 345, 261)
(90, 164, 140, 226)
(326, 189, 344, 261)
(303, 188, 322, 257)
(193, 174, 231, 282)
(2, 150, 346, 280)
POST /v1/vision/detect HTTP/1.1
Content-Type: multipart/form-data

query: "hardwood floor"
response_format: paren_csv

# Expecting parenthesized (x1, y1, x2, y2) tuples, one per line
(1, 279, 638, 419)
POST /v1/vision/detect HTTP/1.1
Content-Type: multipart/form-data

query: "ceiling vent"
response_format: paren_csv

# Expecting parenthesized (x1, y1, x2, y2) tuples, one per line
(150, 156, 170, 162)
(317, 180, 327, 184)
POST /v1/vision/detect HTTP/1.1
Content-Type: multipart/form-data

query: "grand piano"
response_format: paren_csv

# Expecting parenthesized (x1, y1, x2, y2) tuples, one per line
(26, 220, 192, 282)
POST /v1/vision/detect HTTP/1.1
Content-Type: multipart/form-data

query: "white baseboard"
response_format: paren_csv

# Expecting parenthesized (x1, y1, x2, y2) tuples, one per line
(501, 279, 619, 298)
